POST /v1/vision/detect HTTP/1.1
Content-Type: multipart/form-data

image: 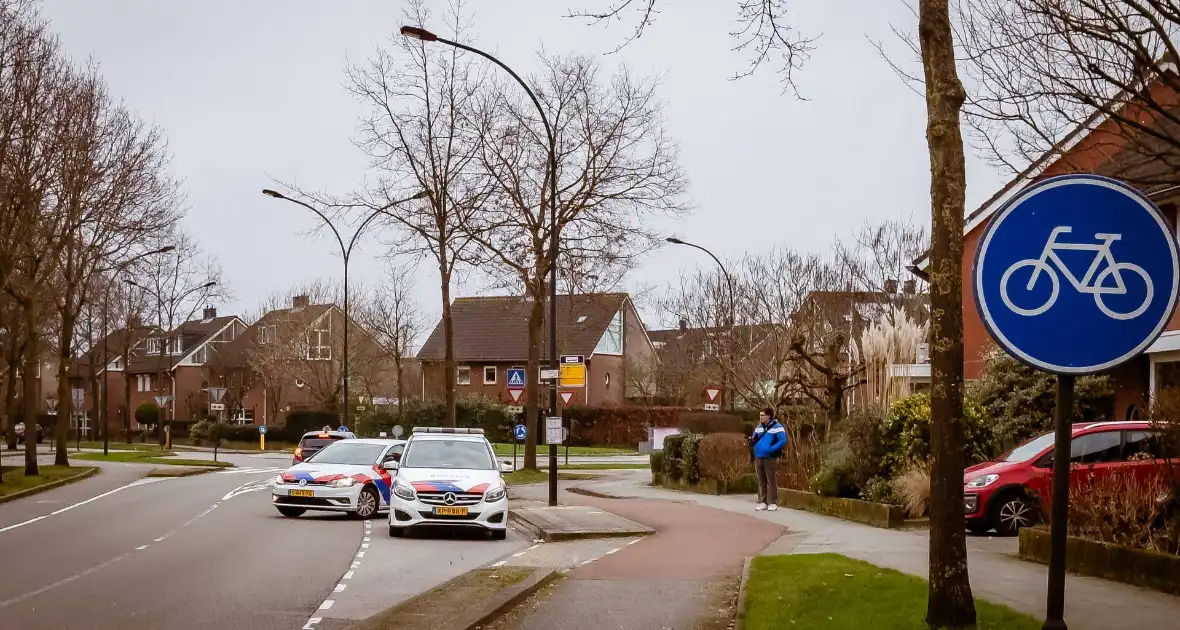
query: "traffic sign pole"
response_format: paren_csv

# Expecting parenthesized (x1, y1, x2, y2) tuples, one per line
(973, 174, 1180, 630)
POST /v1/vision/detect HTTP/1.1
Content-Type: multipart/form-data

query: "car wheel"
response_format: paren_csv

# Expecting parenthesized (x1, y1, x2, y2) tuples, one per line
(489, 529, 507, 541)
(388, 525, 405, 538)
(276, 506, 306, 518)
(353, 486, 380, 519)
(991, 493, 1035, 536)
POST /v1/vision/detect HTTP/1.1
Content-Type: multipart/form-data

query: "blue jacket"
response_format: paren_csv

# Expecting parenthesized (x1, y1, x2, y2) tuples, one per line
(751, 419, 786, 459)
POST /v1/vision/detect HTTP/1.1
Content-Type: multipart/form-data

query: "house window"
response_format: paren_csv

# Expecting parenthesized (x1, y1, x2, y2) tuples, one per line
(259, 325, 276, 344)
(169, 337, 183, 355)
(306, 321, 331, 360)
(137, 374, 152, 392)
(457, 366, 471, 385)
(916, 343, 930, 363)
(190, 345, 206, 365)
(593, 310, 624, 355)
(231, 408, 255, 426)
(483, 366, 497, 385)
(145, 338, 161, 355)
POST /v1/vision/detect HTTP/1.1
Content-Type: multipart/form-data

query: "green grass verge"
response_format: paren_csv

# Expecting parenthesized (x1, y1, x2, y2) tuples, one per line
(503, 469, 599, 485)
(556, 463, 649, 470)
(491, 443, 637, 457)
(0, 465, 94, 498)
(71, 451, 233, 468)
(76, 441, 161, 452)
(745, 554, 1040, 630)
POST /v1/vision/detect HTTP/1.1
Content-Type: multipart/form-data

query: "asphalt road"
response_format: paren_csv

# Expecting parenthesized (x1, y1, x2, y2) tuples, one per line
(0, 450, 528, 630)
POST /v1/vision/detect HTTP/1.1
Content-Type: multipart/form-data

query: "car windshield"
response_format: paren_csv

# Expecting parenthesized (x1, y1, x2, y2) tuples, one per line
(1002, 432, 1056, 462)
(306, 442, 387, 465)
(401, 439, 494, 470)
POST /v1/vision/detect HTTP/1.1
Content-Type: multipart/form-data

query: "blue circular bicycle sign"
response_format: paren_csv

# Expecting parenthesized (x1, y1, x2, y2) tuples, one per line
(974, 174, 1180, 375)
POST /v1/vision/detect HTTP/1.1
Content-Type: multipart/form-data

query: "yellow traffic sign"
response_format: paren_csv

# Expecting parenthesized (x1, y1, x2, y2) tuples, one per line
(559, 360, 585, 388)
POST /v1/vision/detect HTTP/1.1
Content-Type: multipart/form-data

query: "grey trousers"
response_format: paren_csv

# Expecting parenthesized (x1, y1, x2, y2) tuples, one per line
(755, 457, 778, 505)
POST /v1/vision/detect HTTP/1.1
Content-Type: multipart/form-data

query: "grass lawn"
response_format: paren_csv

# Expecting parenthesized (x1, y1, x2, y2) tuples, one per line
(491, 443, 637, 457)
(502, 469, 600, 485)
(71, 450, 233, 468)
(0, 465, 95, 498)
(76, 441, 161, 452)
(745, 554, 1040, 630)
(557, 463, 649, 470)
(173, 438, 294, 452)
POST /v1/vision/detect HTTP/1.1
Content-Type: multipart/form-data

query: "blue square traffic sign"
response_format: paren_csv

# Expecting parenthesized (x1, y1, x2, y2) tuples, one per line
(507, 368, 526, 389)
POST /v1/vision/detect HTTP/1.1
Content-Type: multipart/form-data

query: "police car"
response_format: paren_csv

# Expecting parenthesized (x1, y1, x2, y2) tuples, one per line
(385, 428, 513, 540)
(272, 438, 404, 519)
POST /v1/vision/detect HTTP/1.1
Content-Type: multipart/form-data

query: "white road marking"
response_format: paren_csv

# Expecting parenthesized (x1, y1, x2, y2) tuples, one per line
(627, 539, 641, 546)
(363, 536, 371, 542)
(580, 559, 594, 565)
(0, 478, 172, 535)
(318, 600, 334, 610)
(356, 551, 365, 558)
(510, 551, 527, 558)
(216, 467, 283, 475)
(220, 478, 274, 501)
(492, 560, 508, 567)
(342, 571, 354, 580)
(350, 562, 360, 569)
(0, 550, 135, 610)
(135, 545, 148, 551)
(605, 548, 620, 555)
(361, 543, 369, 549)
(153, 537, 165, 542)
(302, 618, 322, 630)
(334, 584, 346, 593)
(527, 543, 541, 551)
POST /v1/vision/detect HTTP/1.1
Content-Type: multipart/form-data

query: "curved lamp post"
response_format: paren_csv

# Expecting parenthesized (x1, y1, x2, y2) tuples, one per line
(401, 25, 562, 506)
(261, 188, 431, 429)
(667, 237, 737, 411)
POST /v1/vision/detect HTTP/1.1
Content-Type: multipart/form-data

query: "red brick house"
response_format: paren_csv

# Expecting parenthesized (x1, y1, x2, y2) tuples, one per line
(416, 293, 657, 407)
(68, 323, 159, 436)
(909, 80, 1180, 421)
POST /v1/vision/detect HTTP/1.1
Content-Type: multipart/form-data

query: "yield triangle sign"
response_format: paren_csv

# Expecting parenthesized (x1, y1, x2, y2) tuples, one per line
(508, 389, 524, 403)
(705, 387, 721, 402)
(559, 391, 574, 405)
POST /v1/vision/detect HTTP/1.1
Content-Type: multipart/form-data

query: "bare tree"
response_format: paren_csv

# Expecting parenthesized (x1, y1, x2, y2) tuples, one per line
(956, 0, 1180, 188)
(346, 0, 488, 428)
(836, 219, 930, 324)
(356, 262, 423, 421)
(469, 52, 688, 470)
(569, 2, 978, 623)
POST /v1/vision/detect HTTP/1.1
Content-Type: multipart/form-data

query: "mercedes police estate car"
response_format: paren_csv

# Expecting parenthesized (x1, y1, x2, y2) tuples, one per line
(385, 428, 513, 540)
(272, 438, 404, 519)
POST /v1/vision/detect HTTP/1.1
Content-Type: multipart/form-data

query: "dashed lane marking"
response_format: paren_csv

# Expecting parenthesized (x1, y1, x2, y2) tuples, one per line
(0, 477, 172, 535)
(334, 584, 346, 593)
(318, 600, 334, 610)
(302, 618, 322, 630)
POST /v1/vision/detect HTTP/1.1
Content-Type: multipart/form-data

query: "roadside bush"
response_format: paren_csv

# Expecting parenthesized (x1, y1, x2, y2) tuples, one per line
(811, 438, 857, 497)
(860, 476, 900, 505)
(649, 450, 664, 474)
(135, 401, 160, 428)
(879, 393, 994, 479)
(1065, 470, 1178, 555)
(400, 396, 511, 442)
(842, 406, 889, 487)
(662, 434, 685, 480)
(779, 427, 823, 492)
(681, 433, 705, 483)
(564, 406, 683, 447)
(697, 433, 751, 485)
(891, 466, 932, 518)
(189, 420, 213, 443)
(678, 412, 744, 435)
(282, 409, 339, 442)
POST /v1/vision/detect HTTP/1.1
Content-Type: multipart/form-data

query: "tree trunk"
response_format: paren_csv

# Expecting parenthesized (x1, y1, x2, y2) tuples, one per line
(4, 337, 20, 452)
(523, 288, 545, 471)
(394, 354, 404, 422)
(917, 0, 976, 626)
(54, 310, 76, 466)
(22, 303, 41, 476)
(440, 265, 456, 428)
(123, 350, 132, 444)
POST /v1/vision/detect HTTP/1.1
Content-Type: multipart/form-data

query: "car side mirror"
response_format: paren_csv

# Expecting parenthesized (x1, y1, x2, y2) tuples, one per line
(499, 460, 515, 473)
(381, 460, 400, 471)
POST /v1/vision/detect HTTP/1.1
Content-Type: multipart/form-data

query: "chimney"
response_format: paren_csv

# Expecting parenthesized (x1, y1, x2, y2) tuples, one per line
(883, 278, 899, 294)
(678, 319, 688, 333)
(292, 294, 310, 309)
(902, 279, 917, 295)
(202, 306, 217, 320)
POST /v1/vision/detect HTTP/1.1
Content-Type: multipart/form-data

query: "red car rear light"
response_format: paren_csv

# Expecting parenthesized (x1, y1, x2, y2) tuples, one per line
(294, 447, 303, 462)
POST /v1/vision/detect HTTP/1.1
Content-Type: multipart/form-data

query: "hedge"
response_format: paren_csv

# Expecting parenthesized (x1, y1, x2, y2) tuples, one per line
(564, 406, 683, 447)
(1019, 528, 1180, 596)
(399, 397, 512, 443)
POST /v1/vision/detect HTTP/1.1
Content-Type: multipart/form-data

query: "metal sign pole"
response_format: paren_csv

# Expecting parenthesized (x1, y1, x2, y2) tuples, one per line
(1043, 375, 1075, 630)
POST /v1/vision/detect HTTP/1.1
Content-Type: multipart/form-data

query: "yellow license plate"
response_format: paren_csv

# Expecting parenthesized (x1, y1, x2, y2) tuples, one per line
(290, 489, 314, 498)
(433, 506, 468, 516)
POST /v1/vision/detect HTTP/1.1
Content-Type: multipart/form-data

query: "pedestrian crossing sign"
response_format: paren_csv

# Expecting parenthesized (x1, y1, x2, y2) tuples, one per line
(507, 368, 526, 389)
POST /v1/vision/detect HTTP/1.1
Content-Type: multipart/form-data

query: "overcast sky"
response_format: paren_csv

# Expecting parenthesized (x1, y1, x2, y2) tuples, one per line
(39, 0, 1007, 333)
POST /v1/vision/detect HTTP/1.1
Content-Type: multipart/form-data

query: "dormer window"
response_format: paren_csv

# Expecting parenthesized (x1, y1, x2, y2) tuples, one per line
(145, 338, 161, 355)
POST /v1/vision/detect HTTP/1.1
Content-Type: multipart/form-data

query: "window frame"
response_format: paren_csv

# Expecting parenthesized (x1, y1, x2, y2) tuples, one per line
(483, 366, 497, 385)
(456, 366, 471, 386)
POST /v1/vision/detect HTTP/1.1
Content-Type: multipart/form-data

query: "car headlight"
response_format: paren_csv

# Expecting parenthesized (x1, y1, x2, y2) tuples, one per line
(484, 486, 506, 502)
(329, 477, 358, 488)
(393, 480, 416, 501)
(965, 473, 1000, 489)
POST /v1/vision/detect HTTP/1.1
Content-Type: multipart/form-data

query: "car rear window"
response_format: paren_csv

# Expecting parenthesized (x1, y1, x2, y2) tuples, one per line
(301, 438, 343, 450)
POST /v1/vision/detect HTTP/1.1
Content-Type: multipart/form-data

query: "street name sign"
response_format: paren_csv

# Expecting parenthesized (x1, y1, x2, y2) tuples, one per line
(540, 368, 559, 380)
(703, 403, 720, 412)
(506, 405, 523, 414)
(974, 174, 1179, 374)
(209, 403, 226, 411)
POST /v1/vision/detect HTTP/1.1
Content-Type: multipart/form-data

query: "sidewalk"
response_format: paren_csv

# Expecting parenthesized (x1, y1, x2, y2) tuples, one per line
(574, 471, 1180, 630)
(501, 482, 783, 630)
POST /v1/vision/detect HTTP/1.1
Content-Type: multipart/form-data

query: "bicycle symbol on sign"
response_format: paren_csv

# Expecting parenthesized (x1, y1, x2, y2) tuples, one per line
(1000, 226, 1153, 320)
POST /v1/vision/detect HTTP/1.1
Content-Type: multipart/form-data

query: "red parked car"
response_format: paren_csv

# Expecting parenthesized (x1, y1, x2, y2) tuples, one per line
(963, 420, 1176, 536)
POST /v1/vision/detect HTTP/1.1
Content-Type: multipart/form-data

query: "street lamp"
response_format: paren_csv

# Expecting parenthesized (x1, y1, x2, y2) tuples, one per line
(100, 246, 176, 456)
(261, 188, 430, 429)
(401, 24, 562, 507)
(667, 237, 737, 411)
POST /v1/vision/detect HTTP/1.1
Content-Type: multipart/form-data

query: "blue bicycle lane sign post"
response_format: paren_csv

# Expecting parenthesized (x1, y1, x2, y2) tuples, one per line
(973, 173, 1180, 629)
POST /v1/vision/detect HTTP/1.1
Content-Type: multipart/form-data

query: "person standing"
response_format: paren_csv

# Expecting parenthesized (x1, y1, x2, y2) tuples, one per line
(750, 407, 786, 511)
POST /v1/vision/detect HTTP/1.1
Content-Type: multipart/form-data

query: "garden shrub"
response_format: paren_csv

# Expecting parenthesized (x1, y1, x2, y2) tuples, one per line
(778, 427, 823, 492)
(697, 433, 751, 485)
(860, 476, 900, 505)
(678, 412, 744, 435)
(1064, 469, 1178, 555)
(189, 420, 212, 443)
(649, 450, 664, 474)
(891, 465, 932, 518)
(135, 401, 160, 428)
(811, 438, 858, 497)
(681, 433, 705, 483)
(840, 406, 889, 488)
(662, 434, 685, 480)
(399, 396, 511, 443)
(879, 393, 995, 479)
(563, 406, 684, 447)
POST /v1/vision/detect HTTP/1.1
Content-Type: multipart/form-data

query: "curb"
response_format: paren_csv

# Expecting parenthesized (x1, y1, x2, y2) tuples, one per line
(508, 512, 545, 541)
(507, 511, 654, 542)
(734, 556, 753, 630)
(566, 486, 632, 500)
(147, 466, 218, 478)
(0, 466, 99, 505)
(455, 568, 558, 629)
